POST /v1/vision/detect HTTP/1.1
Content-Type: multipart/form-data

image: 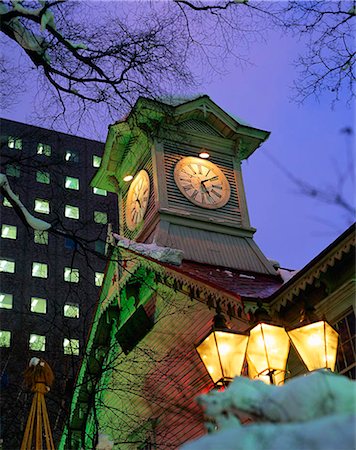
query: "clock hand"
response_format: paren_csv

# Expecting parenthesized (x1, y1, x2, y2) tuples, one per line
(201, 175, 219, 183)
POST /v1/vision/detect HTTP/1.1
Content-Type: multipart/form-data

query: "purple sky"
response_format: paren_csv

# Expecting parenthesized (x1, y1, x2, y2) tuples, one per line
(2, 13, 354, 270)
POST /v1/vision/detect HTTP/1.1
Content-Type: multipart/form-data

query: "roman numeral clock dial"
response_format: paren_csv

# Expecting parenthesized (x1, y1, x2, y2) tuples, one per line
(125, 170, 150, 231)
(174, 156, 230, 209)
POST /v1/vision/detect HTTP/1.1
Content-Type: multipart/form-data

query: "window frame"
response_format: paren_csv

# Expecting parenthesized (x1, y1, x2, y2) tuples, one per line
(65, 205, 79, 220)
(32, 262, 48, 278)
(64, 267, 79, 283)
(29, 334, 46, 352)
(64, 303, 80, 318)
(37, 143, 51, 156)
(0, 259, 15, 273)
(30, 297, 47, 314)
(1, 224, 17, 240)
(34, 199, 50, 215)
(65, 176, 80, 190)
(0, 293, 13, 310)
(94, 211, 108, 224)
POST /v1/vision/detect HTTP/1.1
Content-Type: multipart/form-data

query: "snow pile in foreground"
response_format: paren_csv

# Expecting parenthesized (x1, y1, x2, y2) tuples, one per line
(182, 371, 355, 450)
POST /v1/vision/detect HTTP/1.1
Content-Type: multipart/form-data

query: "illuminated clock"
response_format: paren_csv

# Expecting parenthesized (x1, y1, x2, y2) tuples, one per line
(174, 156, 230, 209)
(125, 170, 150, 231)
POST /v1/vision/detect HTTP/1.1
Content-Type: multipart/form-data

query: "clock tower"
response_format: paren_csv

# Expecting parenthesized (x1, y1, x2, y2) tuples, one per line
(92, 96, 276, 274)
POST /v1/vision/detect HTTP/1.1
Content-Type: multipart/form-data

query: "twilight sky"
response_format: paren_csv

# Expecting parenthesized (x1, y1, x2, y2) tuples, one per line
(2, 3, 354, 270)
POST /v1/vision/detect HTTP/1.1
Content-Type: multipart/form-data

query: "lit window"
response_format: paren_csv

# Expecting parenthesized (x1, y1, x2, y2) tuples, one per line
(65, 150, 79, 163)
(0, 293, 13, 310)
(95, 240, 106, 255)
(95, 272, 104, 287)
(0, 260, 15, 273)
(32, 262, 48, 278)
(3, 194, 18, 208)
(8, 136, 22, 150)
(30, 297, 47, 314)
(64, 303, 79, 318)
(93, 155, 102, 167)
(63, 338, 79, 355)
(1, 225, 17, 240)
(37, 143, 51, 156)
(93, 187, 107, 196)
(36, 171, 50, 184)
(65, 205, 79, 219)
(34, 230, 48, 245)
(0, 331, 11, 347)
(64, 267, 79, 283)
(94, 211, 108, 224)
(29, 334, 46, 352)
(65, 176, 80, 190)
(6, 164, 20, 177)
(34, 199, 50, 214)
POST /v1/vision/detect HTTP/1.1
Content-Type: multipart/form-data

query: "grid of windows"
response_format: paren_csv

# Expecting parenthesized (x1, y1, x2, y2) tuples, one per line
(94, 211, 108, 224)
(30, 297, 47, 314)
(8, 136, 22, 149)
(0, 260, 15, 273)
(65, 205, 79, 219)
(34, 199, 50, 214)
(0, 331, 11, 347)
(29, 334, 46, 351)
(92, 155, 102, 167)
(93, 187, 107, 196)
(65, 150, 79, 162)
(63, 338, 79, 355)
(1, 225, 17, 240)
(6, 164, 20, 177)
(37, 143, 51, 156)
(95, 272, 104, 287)
(64, 303, 79, 318)
(0, 293, 13, 309)
(64, 267, 79, 283)
(34, 230, 48, 245)
(32, 262, 48, 278)
(36, 171, 50, 184)
(65, 176, 80, 190)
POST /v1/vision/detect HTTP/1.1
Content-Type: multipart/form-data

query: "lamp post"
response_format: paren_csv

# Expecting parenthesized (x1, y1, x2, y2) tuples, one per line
(196, 307, 248, 387)
(287, 307, 339, 371)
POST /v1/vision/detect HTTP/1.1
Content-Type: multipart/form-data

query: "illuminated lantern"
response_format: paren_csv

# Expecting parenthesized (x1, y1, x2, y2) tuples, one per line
(246, 322, 290, 385)
(196, 310, 248, 386)
(288, 320, 339, 371)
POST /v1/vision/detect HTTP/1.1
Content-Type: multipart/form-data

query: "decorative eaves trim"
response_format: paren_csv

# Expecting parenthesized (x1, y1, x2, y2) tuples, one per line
(270, 231, 355, 312)
(101, 247, 248, 322)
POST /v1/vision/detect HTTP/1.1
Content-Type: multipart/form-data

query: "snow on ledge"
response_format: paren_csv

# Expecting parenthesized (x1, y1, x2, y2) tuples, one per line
(112, 234, 184, 266)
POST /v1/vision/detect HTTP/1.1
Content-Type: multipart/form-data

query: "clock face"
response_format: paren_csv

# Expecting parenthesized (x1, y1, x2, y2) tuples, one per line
(125, 170, 150, 231)
(174, 156, 230, 209)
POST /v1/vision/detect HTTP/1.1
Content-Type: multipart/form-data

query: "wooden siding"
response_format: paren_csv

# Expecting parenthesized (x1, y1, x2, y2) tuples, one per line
(99, 292, 241, 449)
(163, 141, 242, 226)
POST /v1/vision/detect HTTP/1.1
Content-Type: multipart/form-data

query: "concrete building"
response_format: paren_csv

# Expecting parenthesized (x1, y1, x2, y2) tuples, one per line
(0, 119, 117, 448)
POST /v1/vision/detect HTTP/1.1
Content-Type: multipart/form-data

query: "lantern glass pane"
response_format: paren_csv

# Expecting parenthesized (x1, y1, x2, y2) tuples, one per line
(247, 323, 290, 382)
(214, 331, 248, 380)
(197, 331, 248, 384)
(288, 321, 339, 371)
(197, 332, 223, 384)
